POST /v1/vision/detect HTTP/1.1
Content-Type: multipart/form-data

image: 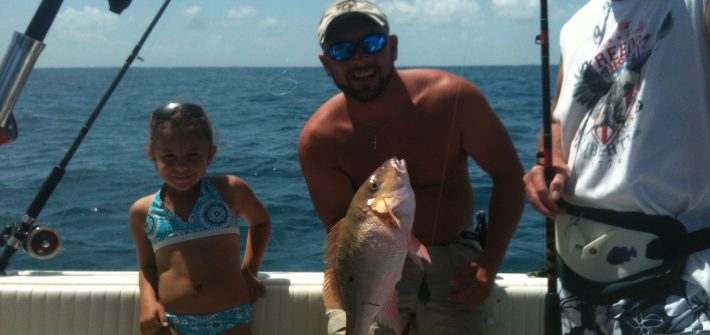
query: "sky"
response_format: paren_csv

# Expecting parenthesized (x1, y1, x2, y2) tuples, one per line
(0, 0, 587, 68)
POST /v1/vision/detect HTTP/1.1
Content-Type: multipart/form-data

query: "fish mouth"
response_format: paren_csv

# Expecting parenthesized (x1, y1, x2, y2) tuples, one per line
(389, 157, 407, 174)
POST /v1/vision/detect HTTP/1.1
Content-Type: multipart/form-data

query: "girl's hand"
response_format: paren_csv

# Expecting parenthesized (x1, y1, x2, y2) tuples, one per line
(139, 302, 169, 335)
(242, 268, 266, 303)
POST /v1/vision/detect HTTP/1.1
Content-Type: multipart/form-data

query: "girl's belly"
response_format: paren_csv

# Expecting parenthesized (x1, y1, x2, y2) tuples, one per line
(156, 235, 249, 312)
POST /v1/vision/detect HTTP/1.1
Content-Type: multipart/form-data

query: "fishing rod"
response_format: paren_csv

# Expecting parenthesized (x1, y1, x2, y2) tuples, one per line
(0, 0, 133, 147)
(536, 0, 561, 334)
(0, 0, 63, 146)
(0, 0, 172, 274)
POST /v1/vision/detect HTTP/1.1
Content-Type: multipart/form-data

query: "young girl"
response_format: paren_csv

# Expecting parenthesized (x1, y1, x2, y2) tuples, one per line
(129, 102, 271, 335)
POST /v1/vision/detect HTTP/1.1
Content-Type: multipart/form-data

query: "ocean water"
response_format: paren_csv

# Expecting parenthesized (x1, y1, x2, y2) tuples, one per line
(0, 66, 554, 273)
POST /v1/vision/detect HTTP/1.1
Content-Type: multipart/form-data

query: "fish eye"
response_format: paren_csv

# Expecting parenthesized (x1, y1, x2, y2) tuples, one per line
(367, 178, 380, 192)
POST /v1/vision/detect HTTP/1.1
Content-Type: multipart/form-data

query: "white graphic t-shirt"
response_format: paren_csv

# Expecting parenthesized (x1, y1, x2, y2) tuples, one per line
(555, 0, 710, 291)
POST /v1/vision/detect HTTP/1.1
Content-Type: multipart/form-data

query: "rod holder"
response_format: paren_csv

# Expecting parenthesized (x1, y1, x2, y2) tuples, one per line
(0, 32, 45, 128)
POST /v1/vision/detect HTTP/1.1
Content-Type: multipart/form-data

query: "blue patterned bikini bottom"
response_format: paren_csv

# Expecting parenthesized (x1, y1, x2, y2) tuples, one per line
(166, 304, 253, 335)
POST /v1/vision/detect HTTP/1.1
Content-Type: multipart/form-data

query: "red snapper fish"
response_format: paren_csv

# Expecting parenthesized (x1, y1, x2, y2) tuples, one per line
(324, 157, 431, 335)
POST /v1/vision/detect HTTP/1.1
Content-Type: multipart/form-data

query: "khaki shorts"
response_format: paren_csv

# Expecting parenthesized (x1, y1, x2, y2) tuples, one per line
(326, 233, 485, 335)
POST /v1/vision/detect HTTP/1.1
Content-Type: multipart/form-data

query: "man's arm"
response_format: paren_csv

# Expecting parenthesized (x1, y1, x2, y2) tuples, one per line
(451, 75, 525, 308)
(524, 58, 570, 218)
(298, 118, 355, 309)
(298, 124, 354, 232)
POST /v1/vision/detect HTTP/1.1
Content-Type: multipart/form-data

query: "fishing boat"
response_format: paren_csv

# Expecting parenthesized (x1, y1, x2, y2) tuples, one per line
(0, 270, 547, 335)
(0, 1, 556, 334)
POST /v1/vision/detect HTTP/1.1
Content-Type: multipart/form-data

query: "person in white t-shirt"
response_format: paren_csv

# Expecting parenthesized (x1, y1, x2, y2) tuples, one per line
(524, 0, 710, 334)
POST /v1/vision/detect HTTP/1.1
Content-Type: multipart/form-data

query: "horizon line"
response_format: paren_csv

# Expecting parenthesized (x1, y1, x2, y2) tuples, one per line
(34, 64, 561, 70)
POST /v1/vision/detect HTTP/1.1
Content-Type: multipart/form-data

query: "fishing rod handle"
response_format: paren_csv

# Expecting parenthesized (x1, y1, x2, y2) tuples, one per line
(26, 166, 64, 219)
(25, 0, 64, 42)
(544, 292, 562, 335)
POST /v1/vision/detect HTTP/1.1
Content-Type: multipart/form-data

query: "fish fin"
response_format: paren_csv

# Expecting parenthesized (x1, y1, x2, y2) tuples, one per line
(370, 198, 400, 223)
(323, 219, 345, 309)
(385, 212, 402, 229)
(375, 293, 402, 335)
(369, 197, 388, 214)
(322, 265, 343, 309)
(407, 235, 432, 270)
(325, 219, 344, 254)
(370, 197, 404, 229)
(383, 199, 402, 229)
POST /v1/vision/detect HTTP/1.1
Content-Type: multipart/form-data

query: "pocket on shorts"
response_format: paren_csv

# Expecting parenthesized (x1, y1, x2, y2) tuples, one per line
(453, 231, 483, 253)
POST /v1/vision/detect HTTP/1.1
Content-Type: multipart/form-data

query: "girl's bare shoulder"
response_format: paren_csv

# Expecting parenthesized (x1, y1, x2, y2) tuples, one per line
(130, 194, 155, 216)
(209, 175, 255, 200)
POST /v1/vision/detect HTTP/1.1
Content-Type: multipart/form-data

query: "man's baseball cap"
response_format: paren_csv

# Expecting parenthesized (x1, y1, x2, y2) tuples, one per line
(318, 0, 389, 49)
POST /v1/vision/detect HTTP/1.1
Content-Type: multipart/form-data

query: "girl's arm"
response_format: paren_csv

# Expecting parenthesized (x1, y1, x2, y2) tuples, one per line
(129, 196, 168, 334)
(218, 175, 272, 302)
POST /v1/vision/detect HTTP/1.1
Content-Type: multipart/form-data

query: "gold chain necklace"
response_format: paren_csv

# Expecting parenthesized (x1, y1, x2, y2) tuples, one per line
(357, 119, 392, 150)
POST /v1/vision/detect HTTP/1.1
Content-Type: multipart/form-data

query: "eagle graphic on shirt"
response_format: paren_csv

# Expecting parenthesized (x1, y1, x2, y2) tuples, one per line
(573, 12, 673, 146)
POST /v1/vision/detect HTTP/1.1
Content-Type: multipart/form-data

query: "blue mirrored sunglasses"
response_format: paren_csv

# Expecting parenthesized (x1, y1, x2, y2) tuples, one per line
(326, 33, 388, 62)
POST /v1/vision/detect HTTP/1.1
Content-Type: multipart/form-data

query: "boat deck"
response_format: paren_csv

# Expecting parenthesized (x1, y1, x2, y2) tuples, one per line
(0, 271, 546, 335)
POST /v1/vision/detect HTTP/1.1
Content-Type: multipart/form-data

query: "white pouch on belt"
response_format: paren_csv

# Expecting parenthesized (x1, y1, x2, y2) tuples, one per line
(554, 200, 688, 304)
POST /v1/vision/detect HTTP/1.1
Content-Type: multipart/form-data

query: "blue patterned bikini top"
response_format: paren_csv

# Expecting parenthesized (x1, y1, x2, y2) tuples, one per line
(146, 178, 240, 251)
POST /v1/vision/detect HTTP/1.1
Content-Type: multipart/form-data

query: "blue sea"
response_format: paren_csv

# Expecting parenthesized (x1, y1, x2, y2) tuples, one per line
(0, 66, 555, 273)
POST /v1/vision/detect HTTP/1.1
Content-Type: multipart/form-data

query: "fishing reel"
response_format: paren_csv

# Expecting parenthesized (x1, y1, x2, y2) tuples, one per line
(1, 222, 62, 260)
(23, 224, 62, 259)
(108, 0, 132, 14)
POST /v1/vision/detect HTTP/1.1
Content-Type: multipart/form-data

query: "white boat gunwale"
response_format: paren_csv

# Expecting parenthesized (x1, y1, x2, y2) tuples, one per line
(1, 270, 547, 335)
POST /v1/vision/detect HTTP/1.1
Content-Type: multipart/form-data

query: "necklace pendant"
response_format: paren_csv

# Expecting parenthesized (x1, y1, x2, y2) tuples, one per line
(372, 137, 378, 150)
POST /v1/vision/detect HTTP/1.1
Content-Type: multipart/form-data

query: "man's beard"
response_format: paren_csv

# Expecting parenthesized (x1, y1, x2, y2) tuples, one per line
(335, 66, 394, 102)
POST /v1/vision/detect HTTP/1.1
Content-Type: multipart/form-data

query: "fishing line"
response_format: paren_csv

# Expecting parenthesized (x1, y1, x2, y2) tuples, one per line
(52, 3, 173, 224)
(51, 5, 175, 229)
(427, 26, 473, 245)
(418, 21, 486, 306)
(0, 0, 172, 273)
(427, 85, 462, 246)
(268, 69, 299, 96)
(134, 5, 172, 66)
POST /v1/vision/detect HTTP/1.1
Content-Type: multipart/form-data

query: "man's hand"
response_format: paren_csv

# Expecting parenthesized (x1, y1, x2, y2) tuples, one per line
(523, 163, 570, 218)
(448, 260, 495, 309)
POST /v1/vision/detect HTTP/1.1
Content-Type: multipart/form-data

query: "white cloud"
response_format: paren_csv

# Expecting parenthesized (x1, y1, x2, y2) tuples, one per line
(491, 0, 539, 21)
(182, 6, 205, 29)
(183, 6, 201, 17)
(55, 6, 118, 40)
(205, 34, 223, 49)
(377, 0, 482, 26)
(258, 16, 283, 29)
(228, 6, 258, 19)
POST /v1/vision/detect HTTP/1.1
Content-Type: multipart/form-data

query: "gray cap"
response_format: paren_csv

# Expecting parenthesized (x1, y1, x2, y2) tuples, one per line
(318, 0, 389, 48)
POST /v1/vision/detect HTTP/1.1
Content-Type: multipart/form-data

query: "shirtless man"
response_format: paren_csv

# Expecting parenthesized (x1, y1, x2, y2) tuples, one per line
(298, 1, 524, 333)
